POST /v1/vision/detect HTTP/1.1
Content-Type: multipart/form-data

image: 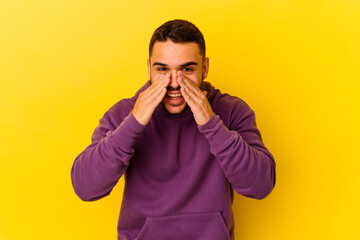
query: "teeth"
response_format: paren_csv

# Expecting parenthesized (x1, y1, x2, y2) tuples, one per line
(167, 93, 182, 98)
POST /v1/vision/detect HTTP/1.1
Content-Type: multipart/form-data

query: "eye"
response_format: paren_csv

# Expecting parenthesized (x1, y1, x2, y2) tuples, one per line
(183, 67, 194, 72)
(157, 67, 168, 71)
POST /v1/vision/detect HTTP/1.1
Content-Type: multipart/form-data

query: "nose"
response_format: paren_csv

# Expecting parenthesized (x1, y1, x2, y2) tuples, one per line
(168, 70, 180, 89)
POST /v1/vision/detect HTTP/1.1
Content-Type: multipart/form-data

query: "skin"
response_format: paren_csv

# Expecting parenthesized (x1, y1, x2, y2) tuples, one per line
(132, 40, 213, 126)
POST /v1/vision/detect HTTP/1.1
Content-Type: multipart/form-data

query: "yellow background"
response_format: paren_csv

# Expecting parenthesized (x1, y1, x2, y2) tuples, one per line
(1, 0, 359, 239)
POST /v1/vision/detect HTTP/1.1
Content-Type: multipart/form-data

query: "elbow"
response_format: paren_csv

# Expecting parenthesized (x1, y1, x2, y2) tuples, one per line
(71, 178, 109, 202)
(71, 167, 101, 202)
(240, 181, 275, 200)
(71, 156, 93, 201)
(74, 190, 94, 202)
(233, 180, 275, 200)
(253, 165, 276, 200)
(71, 167, 111, 202)
(77, 192, 107, 202)
(239, 181, 275, 200)
(71, 173, 92, 202)
(235, 163, 276, 200)
(254, 155, 276, 200)
(252, 182, 275, 200)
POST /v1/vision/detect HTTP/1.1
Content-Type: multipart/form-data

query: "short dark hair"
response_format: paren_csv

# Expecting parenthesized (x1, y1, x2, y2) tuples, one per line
(149, 19, 206, 59)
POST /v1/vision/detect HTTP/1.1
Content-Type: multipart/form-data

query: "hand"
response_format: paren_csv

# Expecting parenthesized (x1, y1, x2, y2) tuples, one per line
(132, 74, 170, 125)
(178, 72, 213, 126)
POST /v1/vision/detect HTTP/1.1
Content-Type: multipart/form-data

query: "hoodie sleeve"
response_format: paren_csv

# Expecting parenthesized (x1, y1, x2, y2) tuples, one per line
(71, 111, 145, 201)
(198, 108, 276, 200)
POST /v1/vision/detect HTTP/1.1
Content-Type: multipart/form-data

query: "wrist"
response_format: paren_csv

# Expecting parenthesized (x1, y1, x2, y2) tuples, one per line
(131, 110, 147, 126)
(196, 111, 214, 126)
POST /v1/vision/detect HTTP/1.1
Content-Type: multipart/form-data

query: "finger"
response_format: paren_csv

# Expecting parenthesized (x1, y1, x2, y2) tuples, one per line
(178, 77, 196, 102)
(152, 74, 170, 89)
(143, 78, 163, 95)
(148, 74, 170, 103)
(180, 81, 201, 108)
(152, 88, 167, 105)
(180, 84, 196, 106)
(178, 74, 203, 99)
(179, 76, 203, 103)
(144, 74, 170, 97)
(153, 73, 170, 84)
(178, 72, 200, 91)
(147, 82, 169, 103)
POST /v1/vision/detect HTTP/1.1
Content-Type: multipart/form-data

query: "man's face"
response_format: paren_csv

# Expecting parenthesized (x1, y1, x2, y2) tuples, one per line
(147, 40, 209, 114)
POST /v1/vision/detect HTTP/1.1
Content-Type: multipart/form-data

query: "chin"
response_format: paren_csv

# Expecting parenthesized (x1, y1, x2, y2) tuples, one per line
(163, 103, 187, 114)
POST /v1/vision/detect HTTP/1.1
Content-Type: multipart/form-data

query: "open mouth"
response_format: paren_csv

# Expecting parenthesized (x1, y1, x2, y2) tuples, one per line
(166, 93, 183, 99)
(165, 92, 184, 106)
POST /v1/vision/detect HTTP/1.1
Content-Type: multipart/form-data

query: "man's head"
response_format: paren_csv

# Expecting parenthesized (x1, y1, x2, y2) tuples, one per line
(147, 19, 209, 114)
(149, 19, 206, 60)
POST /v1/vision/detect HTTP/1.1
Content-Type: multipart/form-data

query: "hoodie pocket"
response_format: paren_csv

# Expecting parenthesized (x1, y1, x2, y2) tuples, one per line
(135, 212, 230, 240)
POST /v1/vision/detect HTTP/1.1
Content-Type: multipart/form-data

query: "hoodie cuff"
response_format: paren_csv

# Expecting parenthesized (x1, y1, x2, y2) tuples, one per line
(197, 114, 235, 151)
(109, 112, 146, 151)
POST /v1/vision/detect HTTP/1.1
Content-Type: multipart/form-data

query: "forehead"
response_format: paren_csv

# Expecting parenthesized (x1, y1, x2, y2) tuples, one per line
(150, 40, 202, 64)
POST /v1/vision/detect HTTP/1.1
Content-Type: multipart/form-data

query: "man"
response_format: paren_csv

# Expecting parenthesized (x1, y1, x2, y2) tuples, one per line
(71, 19, 276, 240)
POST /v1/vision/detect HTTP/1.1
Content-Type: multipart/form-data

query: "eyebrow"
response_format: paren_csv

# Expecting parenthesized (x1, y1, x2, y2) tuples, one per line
(152, 61, 198, 67)
(181, 62, 198, 67)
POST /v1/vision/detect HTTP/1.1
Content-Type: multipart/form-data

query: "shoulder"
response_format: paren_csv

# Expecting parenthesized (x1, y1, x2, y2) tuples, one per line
(204, 81, 250, 111)
(204, 82, 254, 130)
(212, 91, 251, 112)
(102, 81, 151, 127)
(101, 97, 136, 129)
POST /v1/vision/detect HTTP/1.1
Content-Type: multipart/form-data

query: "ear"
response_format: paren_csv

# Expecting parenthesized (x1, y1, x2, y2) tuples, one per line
(202, 57, 209, 80)
(147, 59, 151, 80)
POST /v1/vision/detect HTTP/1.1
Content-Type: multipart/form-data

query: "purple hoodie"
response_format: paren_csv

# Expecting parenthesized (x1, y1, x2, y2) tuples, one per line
(71, 81, 276, 240)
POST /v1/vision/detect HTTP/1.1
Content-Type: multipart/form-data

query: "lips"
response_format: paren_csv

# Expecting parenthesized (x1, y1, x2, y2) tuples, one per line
(165, 91, 184, 105)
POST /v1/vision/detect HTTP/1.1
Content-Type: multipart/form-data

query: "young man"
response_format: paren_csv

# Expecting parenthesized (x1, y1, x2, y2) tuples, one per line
(71, 19, 276, 240)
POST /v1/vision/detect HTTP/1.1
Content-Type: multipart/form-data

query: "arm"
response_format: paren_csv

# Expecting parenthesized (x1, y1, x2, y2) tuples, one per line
(198, 110, 276, 200)
(71, 111, 145, 201)
(178, 73, 275, 199)
(71, 75, 170, 201)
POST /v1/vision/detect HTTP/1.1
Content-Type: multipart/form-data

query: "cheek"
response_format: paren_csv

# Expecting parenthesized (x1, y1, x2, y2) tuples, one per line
(187, 74, 202, 87)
